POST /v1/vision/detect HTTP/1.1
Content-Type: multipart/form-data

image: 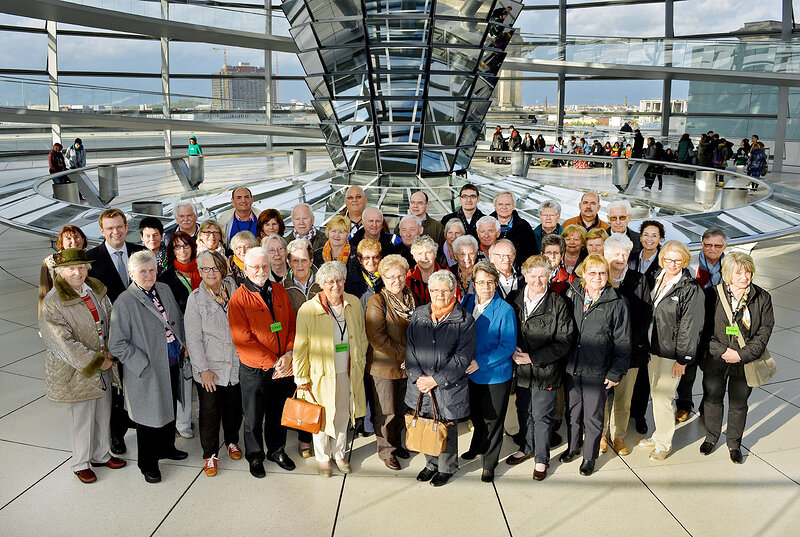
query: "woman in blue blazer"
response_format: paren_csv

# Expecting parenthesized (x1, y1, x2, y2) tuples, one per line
(461, 262, 517, 482)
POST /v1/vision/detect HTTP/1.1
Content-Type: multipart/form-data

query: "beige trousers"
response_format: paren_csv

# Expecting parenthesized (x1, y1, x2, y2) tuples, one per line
(68, 371, 112, 472)
(313, 372, 351, 463)
(648, 355, 682, 452)
(603, 367, 638, 440)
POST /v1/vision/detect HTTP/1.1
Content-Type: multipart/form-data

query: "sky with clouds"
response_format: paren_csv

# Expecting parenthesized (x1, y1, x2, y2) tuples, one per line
(0, 0, 792, 107)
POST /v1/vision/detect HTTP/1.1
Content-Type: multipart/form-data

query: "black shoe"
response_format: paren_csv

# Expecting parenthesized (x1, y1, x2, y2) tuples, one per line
(508, 431, 524, 447)
(550, 430, 563, 447)
(268, 452, 296, 472)
(481, 469, 494, 483)
(163, 449, 188, 461)
(416, 467, 437, 482)
(249, 460, 266, 478)
(729, 448, 744, 464)
(579, 459, 595, 476)
(110, 437, 126, 455)
(559, 450, 581, 464)
(394, 447, 410, 460)
(461, 449, 479, 461)
(430, 472, 454, 487)
(360, 430, 374, 438)
(699, 441, 716, 455)
(142, 469, 161, 483)
(634, 417, 648, 435)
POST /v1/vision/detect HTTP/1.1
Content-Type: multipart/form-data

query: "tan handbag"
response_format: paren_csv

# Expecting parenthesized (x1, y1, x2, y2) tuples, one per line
(405, 392, 450, 456)
(281, 388, 324, 434)
(716, 284, 777, 388)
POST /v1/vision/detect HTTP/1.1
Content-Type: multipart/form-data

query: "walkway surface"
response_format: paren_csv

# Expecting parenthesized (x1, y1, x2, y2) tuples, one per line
(0, 160, 799, 536)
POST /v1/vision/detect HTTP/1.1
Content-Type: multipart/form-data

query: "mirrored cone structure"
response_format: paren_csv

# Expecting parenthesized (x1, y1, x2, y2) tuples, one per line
(282, 0, 522, 178)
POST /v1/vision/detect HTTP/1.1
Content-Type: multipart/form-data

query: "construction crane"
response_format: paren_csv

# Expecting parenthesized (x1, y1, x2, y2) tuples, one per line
(213, 47, 231, 109)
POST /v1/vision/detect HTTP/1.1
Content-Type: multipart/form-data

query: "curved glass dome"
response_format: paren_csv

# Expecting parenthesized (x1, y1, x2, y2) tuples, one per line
(282, 0, 522, 177)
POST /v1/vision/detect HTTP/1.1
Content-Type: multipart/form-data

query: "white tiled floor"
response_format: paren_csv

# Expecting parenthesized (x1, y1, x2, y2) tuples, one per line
(1, 192, 800, 535)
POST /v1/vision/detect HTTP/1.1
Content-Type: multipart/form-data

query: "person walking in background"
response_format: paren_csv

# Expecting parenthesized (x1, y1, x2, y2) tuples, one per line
(49, 142, 68, 182)
(188, 135, 202, 156)
(65, 138, 86, 169)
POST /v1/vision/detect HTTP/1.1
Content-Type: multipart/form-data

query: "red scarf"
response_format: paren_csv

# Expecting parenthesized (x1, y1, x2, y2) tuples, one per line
(174, 259, 201, 290)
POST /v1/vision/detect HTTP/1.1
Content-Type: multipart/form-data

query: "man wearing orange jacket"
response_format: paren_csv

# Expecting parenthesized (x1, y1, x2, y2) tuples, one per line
(229, 246, 297, 478)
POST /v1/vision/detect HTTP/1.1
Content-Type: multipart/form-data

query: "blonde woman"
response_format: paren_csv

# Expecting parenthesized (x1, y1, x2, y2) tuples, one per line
(560, 225, 587, 274)
(315, 215, 352, 266)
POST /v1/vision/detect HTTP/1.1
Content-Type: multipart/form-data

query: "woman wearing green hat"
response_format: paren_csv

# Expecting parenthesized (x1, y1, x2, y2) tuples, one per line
(188, 136, 203, 156)
(39, 248, 127, 484)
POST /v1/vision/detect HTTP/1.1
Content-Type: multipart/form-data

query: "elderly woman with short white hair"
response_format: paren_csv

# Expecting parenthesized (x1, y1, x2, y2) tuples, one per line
(39, 248, 126, 484)
(405, 269, 476, 487)
(109, 250, 187, 484)
(282, 238, 321, 314)
(442, 219, 465, 267)
(450, 234, 478, 298)
(228, 231, 259, 286)
(261, 233, 289, 282)
(599, 233, 652, 457)
(406, 235, 444, 304)
(293, 261, 368, 477)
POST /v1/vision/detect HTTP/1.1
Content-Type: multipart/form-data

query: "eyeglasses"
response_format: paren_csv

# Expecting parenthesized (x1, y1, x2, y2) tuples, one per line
(245, 264, 270, 271)
(460, 194, 478, 200)
(474, 280, 496, 287)
(290, 257, 311, 265)
(608, 216, 629, 221)
(663, 258, 683, 265)
(429, 288, 451, 295)
(345, 195, 364, 201)
(267, 248, 286, 255)
(173, 244, 191, 250)
(492, 253, 514, 260)
(585, 270, 607, 277)
(359, 254, 381, 261)
(383, 273, 405, 281)
(199, 266, 221, 273)
(702, 243, 725, 250)
(201, 230, 221, 236)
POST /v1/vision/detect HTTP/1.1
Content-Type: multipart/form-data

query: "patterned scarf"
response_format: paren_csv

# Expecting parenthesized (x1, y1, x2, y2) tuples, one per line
(139, 285, 181, 361)
(362, 267, 381, 290)
(322, 240, 350, 263)
(383, 287, 414, 321)
(730, 284, 751, 330)
(204, 281, 230, 311)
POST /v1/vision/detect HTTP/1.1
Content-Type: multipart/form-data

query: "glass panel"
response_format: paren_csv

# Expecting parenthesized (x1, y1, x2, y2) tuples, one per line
(330, 74, 369, 98)
(374, 100, 423, 123)
(428, 74, 475, 98)
(365, 0, 432, 15)
(372, 73, 426, 98)
(306, 76, 331, 99)
(379, 150, 419, 173)
(319, 47, 368, 74)
(290, 24, 318, 52)
(305, 0, 363, 21)
(312, 21, 365, 47)
(312, 100, 336, 122)
(431, 22, 487, 46)
(423, 125, 461, 146)
(367, 18, 429, 44)
(298, 51, 326, 76)
(435, 0, 490, 20)
(430, 47, 482, 72)
(379, 125, 420, 144)
(370, 47, 427, 70)
(420, 150, 449, 173)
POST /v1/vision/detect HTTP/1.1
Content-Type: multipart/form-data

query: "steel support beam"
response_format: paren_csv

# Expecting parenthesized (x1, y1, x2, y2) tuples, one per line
(660, 0, 674, 137)
(46, 20, 59, 145)
(1, 0, 298, 53)
(161, 0, 171, 157)
(556, 0, 566, 135)
(773, 0, 793, 173)
(265, 0, 273, 151)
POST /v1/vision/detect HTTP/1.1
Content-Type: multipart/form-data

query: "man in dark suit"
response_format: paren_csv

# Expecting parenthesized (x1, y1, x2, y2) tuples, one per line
(87, 208, 145, 455)
(606, 200, 642, 260)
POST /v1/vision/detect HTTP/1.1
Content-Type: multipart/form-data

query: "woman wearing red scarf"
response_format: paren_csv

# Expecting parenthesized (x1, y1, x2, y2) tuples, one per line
(158, 230, 200, 439)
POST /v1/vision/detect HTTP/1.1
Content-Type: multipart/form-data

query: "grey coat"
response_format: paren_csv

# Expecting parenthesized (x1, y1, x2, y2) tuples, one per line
(108, 282, 185, 428)
(405, 303, 476, 421)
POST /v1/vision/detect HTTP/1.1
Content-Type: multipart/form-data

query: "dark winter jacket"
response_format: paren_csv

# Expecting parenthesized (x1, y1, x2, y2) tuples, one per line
(616, 269, 652, 369)
(649, 268, 705, 365)
(509, 288, 574, 390)
(532, 223, 562, 253)
(491, 209, 537, 262)
(564, 281, 631, 382)
(405, 303, 476, 421)
(703, 283, 774, 377)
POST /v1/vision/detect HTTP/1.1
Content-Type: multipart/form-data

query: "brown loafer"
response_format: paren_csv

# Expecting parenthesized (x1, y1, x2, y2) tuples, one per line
(533, 468, 547, 481)
(74, 468, 97, 484)
(675, 410, 689, 422)
(384, 456, 401, 471)
(506, 452, 535, 465)
(91, 456, 127, 469)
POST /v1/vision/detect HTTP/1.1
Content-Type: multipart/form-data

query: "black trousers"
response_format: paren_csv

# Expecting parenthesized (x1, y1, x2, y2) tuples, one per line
(702, 367, 752, 449)
(565, 374, 607, 462)
(110, 366, 134, 443)
(196, 381, 243, 459)
(629, 364, 651, 421)
(135, 364, 180, 473)
(516, 386, 557, 464)
(676, 361, 702, 413)
(467, 379, 511, 471)
(239, 363, 294, 462)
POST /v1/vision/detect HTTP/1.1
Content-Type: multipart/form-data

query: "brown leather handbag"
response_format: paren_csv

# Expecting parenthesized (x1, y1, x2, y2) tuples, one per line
(405, 392, 450, 456)
(281, 388, 324, 434)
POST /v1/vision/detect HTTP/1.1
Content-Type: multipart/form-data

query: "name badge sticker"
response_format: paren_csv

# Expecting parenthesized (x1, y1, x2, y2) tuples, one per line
(270, 322, 282, 333)
(335, 342, 349, 352)
(725, 325, 740, 336)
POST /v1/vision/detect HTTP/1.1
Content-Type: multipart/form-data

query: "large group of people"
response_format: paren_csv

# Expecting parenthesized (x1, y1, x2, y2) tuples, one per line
(38, 182, 774, 488)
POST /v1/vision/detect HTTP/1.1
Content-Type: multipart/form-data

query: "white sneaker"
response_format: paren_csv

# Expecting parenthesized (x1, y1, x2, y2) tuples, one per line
(657, 187, 662, 192)
(641, 186, 651, 191)
(177, 428, 194, 439)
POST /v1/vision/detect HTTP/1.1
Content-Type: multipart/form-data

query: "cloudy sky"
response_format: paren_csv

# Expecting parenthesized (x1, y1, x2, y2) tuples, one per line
(0, 0, 791, 107)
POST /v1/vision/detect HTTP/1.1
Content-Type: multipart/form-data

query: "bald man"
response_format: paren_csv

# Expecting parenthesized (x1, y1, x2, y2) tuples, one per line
(349, 206, 402, 256)
(341, 186, 368, 236)
(562, 192, 610, 232)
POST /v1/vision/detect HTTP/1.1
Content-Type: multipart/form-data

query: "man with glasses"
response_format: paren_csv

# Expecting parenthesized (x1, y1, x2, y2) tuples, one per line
(341, 185, 368, 236)
(491, 191, 536, 264)
(676, 227, 728, 422)
(562, 192, 610, 232)
(441, 183, 485, 238)
(533, 200, 563, 254)
(488, 239, 523, 300)
(606, 200, 641, 258)
(228, 247, 298, 478)
(395, 191, 445, 247)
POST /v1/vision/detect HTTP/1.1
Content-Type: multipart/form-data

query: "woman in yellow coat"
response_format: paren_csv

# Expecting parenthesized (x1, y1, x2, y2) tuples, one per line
(294, 261, 368, 477)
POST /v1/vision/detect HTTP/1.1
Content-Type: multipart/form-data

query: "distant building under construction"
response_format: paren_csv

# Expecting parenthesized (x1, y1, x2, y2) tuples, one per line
(211, 62, 265, 110)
